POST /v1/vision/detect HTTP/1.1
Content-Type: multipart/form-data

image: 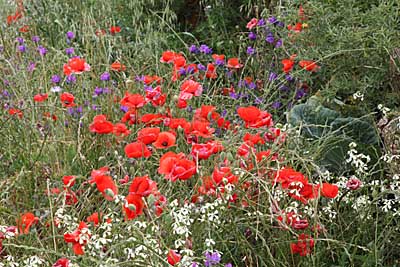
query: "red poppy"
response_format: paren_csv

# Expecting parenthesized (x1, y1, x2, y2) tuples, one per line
(124, 142, 152, 158)
(180, 80, 203, 98)
(121, 109, 137, 125)
(273, 167, 308, 189)
(212, 166, 238, 186)
(63, 57, 90, 75)
(113, 123, 131, 136)
(109, 26, 121, 34)
(120, 93, 146, 108)
(53, 258, 71, 267)
(33, 93, 48, 102)
(153, 131, 176, 149)
(246, 18, 258, 29)
(290, 234, 315, 256)
(298, 60, 320, 72)
(89, 115, 114, 134)
(281, 58, 295, 73)
(60, 92, 75, 107)
(167, 118, 190, 129)
(187, 119, 215, 138)
(17, 212, 39, 234)
(62, 175, 76, 187)
(64, 221, 90, 255)
(167, 249, 181, 265)
(226, 58, 243, 69)
(212, 54, 225, 61)
(110, 61, 126, 71)
(237, 106, 273, 128)
(8, 108, 23, 118)
(128, 175, 158, 197)
(123, 194, 144, 220)
(205, 63, 217, 79)
(19, 25, 29, 33)
(145, 86, 166, 107)
(243, 132, 265, 145)
(7, 11, 23, 25)
(191, 141, 223, 160)
(92, 174, 118, 201)
(137, 127, 160, 144)
(237, 141, 255, 158)
(158, 152, 196, 181)
(143, 75, 163, 85)
(86, 212, 101, 226)
(288, 22, 303, 33)
(320, 183, 339, 198)
(140, 113, 165, 125)
(160, 51, 175, 63)
(256, 150, 272, 162)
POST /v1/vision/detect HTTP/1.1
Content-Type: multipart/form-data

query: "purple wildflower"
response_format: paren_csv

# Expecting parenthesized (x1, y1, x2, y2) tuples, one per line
(27, 62, 36, 72)
(285, 74, 294, 82)
(189, 44, 199, 54)
(65, 47, 74, 56)
(272, 101, 282, 109)
(37, 46, 47, 56)
(100, 72, 110, 81)
(246, 46, 255, 55)
(197, 63, 206, 71)
(51, 75, 61, 84)
(248, 32, 257, 41)
(275, 39, 283, 48)
(18, 45, 26, 53)
(178, 67, 186, 76)
(16, 37, 24, 44)
(266, 33, 274, 44)
(277, 21, 285, 27)
(268, 72, 278, 81)
(268, 16, 278, 24)
(66, 74, 76, 84)
(32, 36, 40, 43)
(66, 31, 75, 39)
(257, 19, 266, 26)
(204, 251, 221, 267)
(94, 87, 103, 96)
(199, 44, 213, 54)
(120, 105, 129, 113)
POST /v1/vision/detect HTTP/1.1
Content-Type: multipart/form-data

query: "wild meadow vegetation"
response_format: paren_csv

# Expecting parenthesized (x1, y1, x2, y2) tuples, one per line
(0, 0, 399, 266)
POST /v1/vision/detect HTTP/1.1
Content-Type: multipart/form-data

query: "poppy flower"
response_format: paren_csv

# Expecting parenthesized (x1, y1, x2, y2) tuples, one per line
(60, 92, 75, 107)
(212, 166, 238, 186)
(8, 108, 23, 118)
(19, 25, 29, 33)
(243, 132, 265, 145)
(145, 86, 166, 107)
(153, 131, 176, 149)
(63, 57, 90, 76)
(160, 51, 181, 63)
(288, 22, 303, 33)
(237, 106, 273, 128)
(120, 93, 146, 108)
(33, 93, 48, 102)
(212, 54, 225, 63)
(62, 175, 76, 187)
(89, 115, 114, 134)
(180, 80, 203, 98)
(273, 167, 308, 189)
(158, 152, 196, 181)
(7, 11, 23, 25)
(141, 113, 165, 125)
(143, 75, 163, 85)
(320, 183, 339, 198)
(64, 221, 90, 255)
(124, 142, 152, 158)
(92, 174, 118, 201)
(290, 234, 315, 256)
(110, 26, 121, 34)
(187, 120, 215, 138)
(205, 63, 217, 79)
(137, 127, 160, 144)
(123, 194, 144, 220)
(246, 18, 258, 29)
(281, 58, 295, 73)
(226, 58, 243, 69)
(167, 249, 181, 265)
(298, 60, 320, 72)
(191, 141, 223, 160)
(17, 212, 39, 234)
(110, 61, 126, 71)
(53, 258, 71, 267)
(346, 177, 362, 190)
(128, 175, 158, 197)
(86, 212, 101, 226)
(113, 123, 131, 136)
(167, 118, 190, 129)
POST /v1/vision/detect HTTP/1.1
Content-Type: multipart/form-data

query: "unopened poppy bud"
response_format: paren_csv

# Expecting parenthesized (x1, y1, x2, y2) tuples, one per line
(105, 188, 115, 198)
(128, 204, 136, 211)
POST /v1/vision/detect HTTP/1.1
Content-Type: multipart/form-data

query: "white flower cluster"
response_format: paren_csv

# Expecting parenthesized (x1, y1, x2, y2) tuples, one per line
(54, 207, 78, 230)
(170, 200, 195, 238)
(87, 221, 113, 257)
(198, 198, 224, 225)
(0, 256, 19, 267)
(346, 142, 371, 174)
(22, 256, 46, 267)
(377, 104, 390, 117)
(353, 91, 364, 101)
